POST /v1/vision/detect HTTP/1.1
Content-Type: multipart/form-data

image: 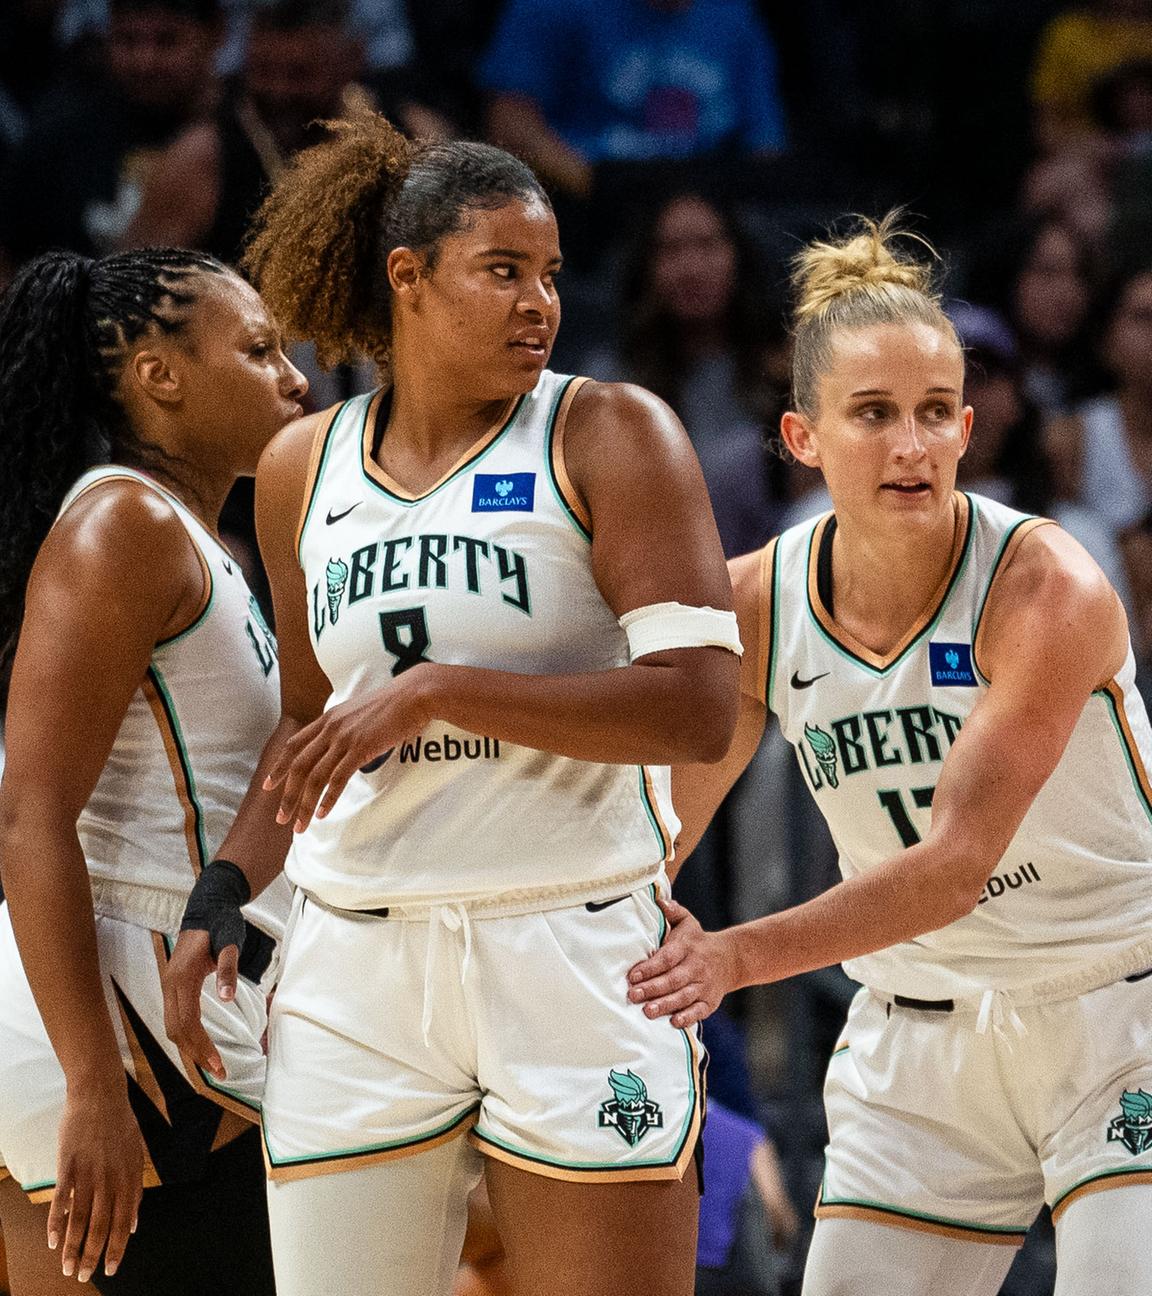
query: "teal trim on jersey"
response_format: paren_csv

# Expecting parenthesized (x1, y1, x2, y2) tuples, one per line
(147, 666, 209, 871)
(155, 565, 215, 648)
(1051, 1164, 1152, 1214)
(360, 394, 527, 507)
(818, 1176, 1029, 1237)
(159, 934, 262, 1112)
(651, 883, 667, 944)
(20, 1177, 55, 1193)
(637, 767, 669, 862)
(803, 495, 976, 677)
(830, 1043, 850, 1058)
(471, 1025, 701, 1174)
(544, 375, 591, 541)
(296, 396, 353, 563)
(765, 537, 781, 714)
(1097, 687, 1152, 826)
(262, 1102, 479, 1169)
(970, 513, 1038, 686)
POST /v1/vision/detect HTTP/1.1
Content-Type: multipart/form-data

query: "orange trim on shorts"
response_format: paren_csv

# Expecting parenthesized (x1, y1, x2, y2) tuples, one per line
(1050, 1169, 1152, 1223)
(113, 986, 171, 1125)
(549, 375, 592, 535)
(293, 401, 346, 560)
(148, 933, 261, 1125)
(141, 676, 203, 877)
(814, 1202, 1026, 1246)
(263, 1108, 480, 1183)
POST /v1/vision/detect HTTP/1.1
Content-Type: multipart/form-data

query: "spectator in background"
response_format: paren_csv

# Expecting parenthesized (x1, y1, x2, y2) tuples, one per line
(970, 218, 1097, 415)
(120, 0, 367, 263)
(950, 301, 1132, 602)
(696, 1099, 796, 1296)
(480, 0, 787, 204)
(583, 191, 782, 556)
(1047, 265, 1152, 532)
(1030, 0, 1152, 151)
(0, 0, 220, 266)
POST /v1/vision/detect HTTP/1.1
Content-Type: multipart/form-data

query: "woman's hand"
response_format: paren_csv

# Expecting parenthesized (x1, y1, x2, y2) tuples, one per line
(627, 897, 739, 1027)
(263, 668, 437, 831)
(48, 1084, 144, 1283)
(162, 928, 236, 1081)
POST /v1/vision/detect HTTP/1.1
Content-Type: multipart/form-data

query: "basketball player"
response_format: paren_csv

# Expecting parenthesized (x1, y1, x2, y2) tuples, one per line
(0, 249, 307, 1294)
(628, 215, 1152, 1295)
(162, 114, 743, 1296)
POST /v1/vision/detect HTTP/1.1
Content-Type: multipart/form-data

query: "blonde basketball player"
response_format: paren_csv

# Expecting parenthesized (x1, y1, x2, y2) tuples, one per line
(161, 114, 741, 1296)
(629, 215, 1152, 1296)
(0, 249, 306, 1294)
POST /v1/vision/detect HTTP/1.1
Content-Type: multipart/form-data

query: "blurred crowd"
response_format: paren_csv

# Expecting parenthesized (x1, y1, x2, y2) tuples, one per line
(3, 1, 1152, 1292)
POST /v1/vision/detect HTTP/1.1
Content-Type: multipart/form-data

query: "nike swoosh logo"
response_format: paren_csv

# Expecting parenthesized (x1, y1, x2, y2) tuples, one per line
(791, 671, 830, 689)
(326, 502, 362, 525)
(222, 560, 233, 575)
(585, 896, 628, 912)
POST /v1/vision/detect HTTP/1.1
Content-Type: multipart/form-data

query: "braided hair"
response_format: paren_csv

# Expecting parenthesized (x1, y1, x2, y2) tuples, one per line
(0, 247, 229, 692)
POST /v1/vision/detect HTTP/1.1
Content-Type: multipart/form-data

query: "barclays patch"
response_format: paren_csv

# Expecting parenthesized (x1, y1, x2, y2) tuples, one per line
(472, 472, 536, 512)
(929, 641, 977, 687)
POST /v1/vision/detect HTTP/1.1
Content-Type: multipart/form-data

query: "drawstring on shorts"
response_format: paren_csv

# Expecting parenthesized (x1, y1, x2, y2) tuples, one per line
(976, 989, 1028, 1045)
(421, 903, 473, 1046)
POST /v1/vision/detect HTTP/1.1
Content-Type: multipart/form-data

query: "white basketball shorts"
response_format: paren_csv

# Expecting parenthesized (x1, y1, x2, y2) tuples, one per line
(0, 901, 270, 1200)
(261, 882, 706, 1184)
(816, 974, 1152, 1245)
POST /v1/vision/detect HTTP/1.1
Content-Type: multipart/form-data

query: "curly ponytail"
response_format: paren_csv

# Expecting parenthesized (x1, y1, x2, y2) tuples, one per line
(244, 111, 550, 371)
(790, 212, 958, 416)
(0, 246, 228, 692)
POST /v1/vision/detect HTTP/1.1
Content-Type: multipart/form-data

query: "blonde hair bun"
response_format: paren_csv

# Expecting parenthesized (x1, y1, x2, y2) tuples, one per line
(792, 212, 938, 322)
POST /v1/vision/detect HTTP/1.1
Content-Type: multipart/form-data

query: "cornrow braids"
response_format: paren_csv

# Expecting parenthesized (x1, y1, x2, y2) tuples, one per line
(0, 247, 229, 694)
(790, 212, 958, 418)
(244, 111, 550, 370)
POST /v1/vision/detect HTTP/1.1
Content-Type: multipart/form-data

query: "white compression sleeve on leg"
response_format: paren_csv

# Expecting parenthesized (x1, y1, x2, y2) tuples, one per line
(619, 602, 742, 662)
(801, 1219, 1016, 1296)
(265, 1135, 484, 1296)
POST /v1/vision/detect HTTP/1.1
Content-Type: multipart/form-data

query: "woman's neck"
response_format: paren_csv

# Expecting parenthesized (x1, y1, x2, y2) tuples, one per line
(118, 457, 235, 537)
(829, 496, 960, 655)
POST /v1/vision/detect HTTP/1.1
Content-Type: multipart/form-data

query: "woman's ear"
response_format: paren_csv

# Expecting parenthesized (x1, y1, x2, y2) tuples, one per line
(780, 410, 821, 468)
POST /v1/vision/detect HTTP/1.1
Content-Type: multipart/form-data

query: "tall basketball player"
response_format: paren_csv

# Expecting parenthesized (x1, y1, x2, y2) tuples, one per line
(160, 113, 743, 1296)
(0, 250, 306, 1294)
(629, 215, 1152, 1296)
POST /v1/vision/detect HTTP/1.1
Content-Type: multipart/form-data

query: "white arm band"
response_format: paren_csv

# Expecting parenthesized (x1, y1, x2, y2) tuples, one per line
(618, 602, 743, 662)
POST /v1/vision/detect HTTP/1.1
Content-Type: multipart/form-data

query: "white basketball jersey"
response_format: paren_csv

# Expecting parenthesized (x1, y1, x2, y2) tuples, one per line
(57, 467, 290, 941)
(289, 371, 677, 910)
(766, 491, 1152, 998)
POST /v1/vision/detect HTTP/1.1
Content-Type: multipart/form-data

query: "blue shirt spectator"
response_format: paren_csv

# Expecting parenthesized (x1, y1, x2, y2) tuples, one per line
(480, 0, 786, 165)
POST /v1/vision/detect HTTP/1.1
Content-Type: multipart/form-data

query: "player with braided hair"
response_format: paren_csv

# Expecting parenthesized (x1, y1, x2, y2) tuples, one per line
(630, 213, 1152, 1294)
(0, 248, 307, 1294)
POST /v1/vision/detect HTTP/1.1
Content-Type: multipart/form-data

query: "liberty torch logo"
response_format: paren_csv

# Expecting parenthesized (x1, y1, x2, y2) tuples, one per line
(1108, 1090, 1152, 1155)
(804, 723, 839, 788)
(599, 1069, 662, 1147)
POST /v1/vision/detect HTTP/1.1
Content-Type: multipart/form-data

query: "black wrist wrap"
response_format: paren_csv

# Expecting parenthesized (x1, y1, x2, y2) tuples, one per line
(180, 859, 251, 960)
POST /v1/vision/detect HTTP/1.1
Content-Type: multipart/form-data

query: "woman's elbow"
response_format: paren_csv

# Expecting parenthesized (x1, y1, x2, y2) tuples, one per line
(670, 660, 741, 763)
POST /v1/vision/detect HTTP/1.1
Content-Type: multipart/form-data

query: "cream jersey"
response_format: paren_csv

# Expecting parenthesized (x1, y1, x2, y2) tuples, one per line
(760, 491, 1152, 999)
(56, 467, 290, 942)
(289, 371, 677, 911)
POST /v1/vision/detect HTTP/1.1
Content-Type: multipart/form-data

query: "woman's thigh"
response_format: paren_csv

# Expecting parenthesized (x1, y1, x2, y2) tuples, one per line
(484, 1155, 699, 1296)
(801, 1218, 1017, 1296)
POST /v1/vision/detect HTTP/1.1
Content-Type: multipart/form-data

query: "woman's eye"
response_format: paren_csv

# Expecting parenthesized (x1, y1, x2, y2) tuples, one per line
(491, 265, 514, 279)
(251, 342, 270, 357)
